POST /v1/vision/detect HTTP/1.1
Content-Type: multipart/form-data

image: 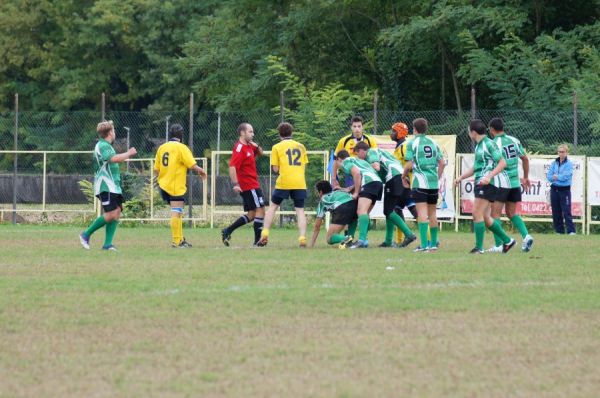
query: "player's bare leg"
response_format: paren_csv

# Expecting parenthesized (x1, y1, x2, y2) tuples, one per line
(295, 207, 307, 247)
(257, 203, 279, 246)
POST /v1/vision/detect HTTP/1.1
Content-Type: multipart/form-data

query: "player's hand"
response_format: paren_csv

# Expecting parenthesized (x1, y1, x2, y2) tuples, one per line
(197, 168, 207, 180)
(402, 176, 410, 188)
(454, 177, 462, 187)
(520, 177, 531, 189)
(232, 185, 242, 193)
(352, 192, 359, 200)
(552, 174, 558, 181)
(128, 147, 137, 157)
(480, 175, 490, 185)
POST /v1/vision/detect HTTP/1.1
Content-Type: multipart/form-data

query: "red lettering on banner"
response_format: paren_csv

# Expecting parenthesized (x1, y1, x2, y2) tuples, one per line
(460, 200, 582, 216)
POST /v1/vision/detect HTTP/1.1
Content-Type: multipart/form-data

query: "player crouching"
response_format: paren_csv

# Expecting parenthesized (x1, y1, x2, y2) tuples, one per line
(309, 180, 358, 248)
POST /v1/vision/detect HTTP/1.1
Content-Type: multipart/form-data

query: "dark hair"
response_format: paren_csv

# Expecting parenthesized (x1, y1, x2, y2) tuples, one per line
(337, 149, 350, 160)
(277, 122, 293, 138)
(489, 118, 504, 132)
(351, 116, 364, 125)
(354, 141, 370, 152)
(470, 119, 486, 135)
(169, 123, 184, 140)
(412, 118, 428, 134)
(237, 123, 250, 135)
(315, 180, 332, 194)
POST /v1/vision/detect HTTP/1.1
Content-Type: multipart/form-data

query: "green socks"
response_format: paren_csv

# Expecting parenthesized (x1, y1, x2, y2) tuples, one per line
(488, 219, 510, 244)
(384, 219, 395, 245)
(328, 234, 346, 245)
(104, 220, 119, 247)
(511, 215, 529, 238)
(418, 222, 429, 248)
(474, 221, 486, 250)
(430, 226, 439, 248)
(347, 220, 357, 238)
(493, 218, 503, 247)
(389, 212, 413, 237)
(85, 216, 107, 237)
(358, 214, 370, 241)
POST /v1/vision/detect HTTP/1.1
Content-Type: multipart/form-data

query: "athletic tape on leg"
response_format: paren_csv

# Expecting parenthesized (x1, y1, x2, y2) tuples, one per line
(172, 207, 184, 214)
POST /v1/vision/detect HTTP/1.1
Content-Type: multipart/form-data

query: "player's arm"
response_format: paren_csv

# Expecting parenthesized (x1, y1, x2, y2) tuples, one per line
(270, 146, 280, 174)
(229, 166, 242, 193)
(455, 166, 474, 186)
(401, 160, 413, 187)
(310, 217, 324, 248)
(351, 166, 361, 199)
(251, 141, 263, 157)
(109, 147, 137, 163)
(520, 154, 531, 188)
(191, 164, 207, 180)
(437, 158, 445, 180)
(153, 150, 161, 173)
(370, 162, 380, 172)
(332, 140, 344, 189)
(480, 158, 507, 185)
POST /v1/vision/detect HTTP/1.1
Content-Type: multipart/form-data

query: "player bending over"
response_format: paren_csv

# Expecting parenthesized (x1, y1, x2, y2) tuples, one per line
(336, 148, 383, 249)
(309, 180, 357, 248)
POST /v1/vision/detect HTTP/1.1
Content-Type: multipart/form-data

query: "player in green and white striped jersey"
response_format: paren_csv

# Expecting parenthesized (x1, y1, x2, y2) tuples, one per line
(487, 118, 534, 253)
(455, 119, 515, 254)
(309, 180, 357, 248)
(79, 120, 137, 251)
(360, 144, 416, 248)
(401, 118, 445, 252)
(336, 148, 383, 249)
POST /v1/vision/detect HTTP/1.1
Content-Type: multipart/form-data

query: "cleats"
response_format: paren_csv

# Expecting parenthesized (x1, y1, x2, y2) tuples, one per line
(349, 240, 368, 249)
(378, 242, 394, 248)
(338, 235, 353, 249)
(256, 235, 268, 247)
(79, 232, 90, 250)
(522, 235, 534, 252)
(502, 238, 516, 253)
(298, 236, 307, 248)
(172, 239, 193, 248)
(399, 235, 417, 248)
(412, 246, 428, 253)
(101, 245, 117, 251)
(486, 245, 503, 254)
(469, 247, 484, 254)
(428, 246, 439, 252)
(221, 229, 231, 247)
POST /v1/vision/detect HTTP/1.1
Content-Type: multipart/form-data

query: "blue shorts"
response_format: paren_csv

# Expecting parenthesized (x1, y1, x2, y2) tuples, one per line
(271, 189, 307, 208)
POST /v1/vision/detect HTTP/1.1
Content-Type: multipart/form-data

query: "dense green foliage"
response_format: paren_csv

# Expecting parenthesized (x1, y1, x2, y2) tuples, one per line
(0, 0, 598, 113)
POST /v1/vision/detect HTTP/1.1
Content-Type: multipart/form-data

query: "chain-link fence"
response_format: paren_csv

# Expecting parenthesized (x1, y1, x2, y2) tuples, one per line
(1, 103, 599, 224)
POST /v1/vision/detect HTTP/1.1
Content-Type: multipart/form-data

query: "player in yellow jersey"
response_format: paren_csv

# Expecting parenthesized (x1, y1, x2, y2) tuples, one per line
(332, 116, 378, 190)
(154, 124, 207, 248)
(257, 122, 309, 247)
(390, 122, 419, 245)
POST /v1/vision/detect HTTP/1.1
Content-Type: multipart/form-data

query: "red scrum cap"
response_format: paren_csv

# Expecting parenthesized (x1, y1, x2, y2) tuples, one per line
(392, 122, 409, 139)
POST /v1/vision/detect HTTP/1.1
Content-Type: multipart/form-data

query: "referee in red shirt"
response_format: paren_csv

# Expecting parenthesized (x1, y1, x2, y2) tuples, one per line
(221, 123, 268, 246)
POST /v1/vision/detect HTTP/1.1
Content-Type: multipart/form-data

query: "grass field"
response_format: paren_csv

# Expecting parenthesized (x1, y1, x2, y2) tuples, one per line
(1, 225, 600, 397)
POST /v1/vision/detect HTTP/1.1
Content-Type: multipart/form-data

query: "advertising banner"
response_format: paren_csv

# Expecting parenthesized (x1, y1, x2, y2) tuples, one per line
(459, 154, 585, 216)
(587, 158, 600, 206)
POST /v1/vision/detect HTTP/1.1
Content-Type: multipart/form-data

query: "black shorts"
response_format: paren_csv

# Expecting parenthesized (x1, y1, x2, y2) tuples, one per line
(97, 192, 123, 212)
(240, 188, 268, 211)
(495, 187, 522, 203)
(410, 188, 438, 205)
(330, 200, 358, 226)
(383, 176, 406, 216)
(474, 184, 497, 202)
(359, 181, 383, 203)
(160, 188, 186, 203)
(272, 189, 307, 208)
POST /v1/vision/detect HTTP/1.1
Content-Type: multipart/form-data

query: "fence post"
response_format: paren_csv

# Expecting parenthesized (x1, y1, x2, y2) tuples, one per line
(469, 85, 476, 152)
(101, 92, 106, 121)
(12, 93, 18, 224)
(216, 112, 221, 176)
(573, 90, 578, 153)
(188, 93, 194, 226)
(280, 91, 285, 123)
(373, 90, 379, 135)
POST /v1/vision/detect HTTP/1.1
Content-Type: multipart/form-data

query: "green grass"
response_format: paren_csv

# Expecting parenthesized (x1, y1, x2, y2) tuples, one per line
(1, 225, 600, 397)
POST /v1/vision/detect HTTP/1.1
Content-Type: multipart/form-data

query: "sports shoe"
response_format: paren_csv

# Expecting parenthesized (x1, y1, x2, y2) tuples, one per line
(102, 245, 117, 251)
(180, 239, 193, 248)
(399, 234, 417, 248)
(486, 245, 503, 254)
(413, 246, 428, 253)
(221, 229, 231, 247)
(338, 235, 353, 249)
(568, 232, 576, 236)
(349, 240, 368, 249)
(378, 242, 394, 248)
(502, 238, 516, 254)
(522, 235, 534, 252)
(298, 236, 307, 248)
(428, 246, 439, 252)
(469, 247, 484, 254)
(79, 232, 90, 250)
